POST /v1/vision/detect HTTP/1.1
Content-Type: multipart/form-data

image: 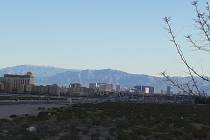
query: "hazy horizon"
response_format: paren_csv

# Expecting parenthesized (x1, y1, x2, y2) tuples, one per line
(0, 64, 156, 76)
(1, 0, 210, 76)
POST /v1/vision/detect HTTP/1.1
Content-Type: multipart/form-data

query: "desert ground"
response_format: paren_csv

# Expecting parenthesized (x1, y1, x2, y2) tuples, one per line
(0, 102, 210, 140)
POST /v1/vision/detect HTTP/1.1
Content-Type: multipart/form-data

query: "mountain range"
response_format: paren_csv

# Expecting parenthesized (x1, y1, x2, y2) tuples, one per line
(0, 65, 209, 93)
(0, 65, 167, 92)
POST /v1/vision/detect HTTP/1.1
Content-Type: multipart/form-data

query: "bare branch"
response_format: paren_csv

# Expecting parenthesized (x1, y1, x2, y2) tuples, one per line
(161, 72, 195, 96)
(191, 1, 210, 51)
(186, 35, 210, 52)
(164, 17, 202, 96)
(162, 1, 210, 97)
(164, 16, 210, 85)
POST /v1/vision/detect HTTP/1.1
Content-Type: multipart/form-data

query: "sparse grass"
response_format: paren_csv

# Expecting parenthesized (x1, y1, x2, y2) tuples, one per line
(1, 103, 210, 140)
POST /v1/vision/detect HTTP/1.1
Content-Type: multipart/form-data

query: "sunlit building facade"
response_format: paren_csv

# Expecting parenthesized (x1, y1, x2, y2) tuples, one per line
(0, 72, 34, 93)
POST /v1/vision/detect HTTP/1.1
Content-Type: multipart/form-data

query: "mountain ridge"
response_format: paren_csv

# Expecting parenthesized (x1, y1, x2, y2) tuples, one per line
(1, 65, 209, 93)
(0, 65, 165, 90)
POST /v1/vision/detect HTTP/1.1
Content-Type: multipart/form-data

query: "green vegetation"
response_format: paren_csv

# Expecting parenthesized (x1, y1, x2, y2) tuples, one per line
(1, 103, 210, 140)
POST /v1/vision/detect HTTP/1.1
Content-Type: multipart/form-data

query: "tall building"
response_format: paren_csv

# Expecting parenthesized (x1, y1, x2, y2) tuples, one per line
(116, 85, 121, 92)
(0, 82, 4, 92)
(134, 85, 154, 94)
(0, 72, 34, 93)
(167, 86, 171, 95)
(69, 83, 82, 95)
(47, 84, 61, 96)
(98, 83, 113, 92)
(60, 86, 68, 95)
(142, 86, 154, 94)
(89, 83, 98, 89)
(89, 83, 113, 92)
(134, 85, 142, 93)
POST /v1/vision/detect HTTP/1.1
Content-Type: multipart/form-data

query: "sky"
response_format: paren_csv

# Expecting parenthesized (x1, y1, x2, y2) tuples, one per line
(0, 0, 209, 76)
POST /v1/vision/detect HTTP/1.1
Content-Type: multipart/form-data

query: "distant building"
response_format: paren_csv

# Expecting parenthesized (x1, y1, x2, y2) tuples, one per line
(167, 86, 171, 95)
(89, 83, 113, 92)
(0, 72, 34, 93)
(0, 82, 4, 92)
(134, 85, 143, 93)
(98, 83, 113, 92)
(69, 83, 82, 95)
(89, 83, 98, 89)
(68, 83, 93, 96)
(60, 86, 68, 96)
(142, 86, 154, 94)
(145, 87, 150, 94)
(80, 87, 92, 96)
(161, 89, 164, 94)
(70, 83, 81, 88)
(32, 85, 49, 94)
(47, 84, 61, 96)
(31, 84, 62, 96)
(116, 85, 121, 92)
(134, 85, 154, 94)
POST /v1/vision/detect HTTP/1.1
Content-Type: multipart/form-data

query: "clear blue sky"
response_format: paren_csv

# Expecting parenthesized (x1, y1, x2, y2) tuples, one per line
(0, 0, 209, 76)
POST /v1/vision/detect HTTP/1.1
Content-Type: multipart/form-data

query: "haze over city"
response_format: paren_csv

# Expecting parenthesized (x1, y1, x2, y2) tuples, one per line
(1, 0, 209, 76)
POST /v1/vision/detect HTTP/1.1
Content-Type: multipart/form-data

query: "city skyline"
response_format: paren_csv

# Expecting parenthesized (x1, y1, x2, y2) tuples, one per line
(1, 0, 209, 76)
